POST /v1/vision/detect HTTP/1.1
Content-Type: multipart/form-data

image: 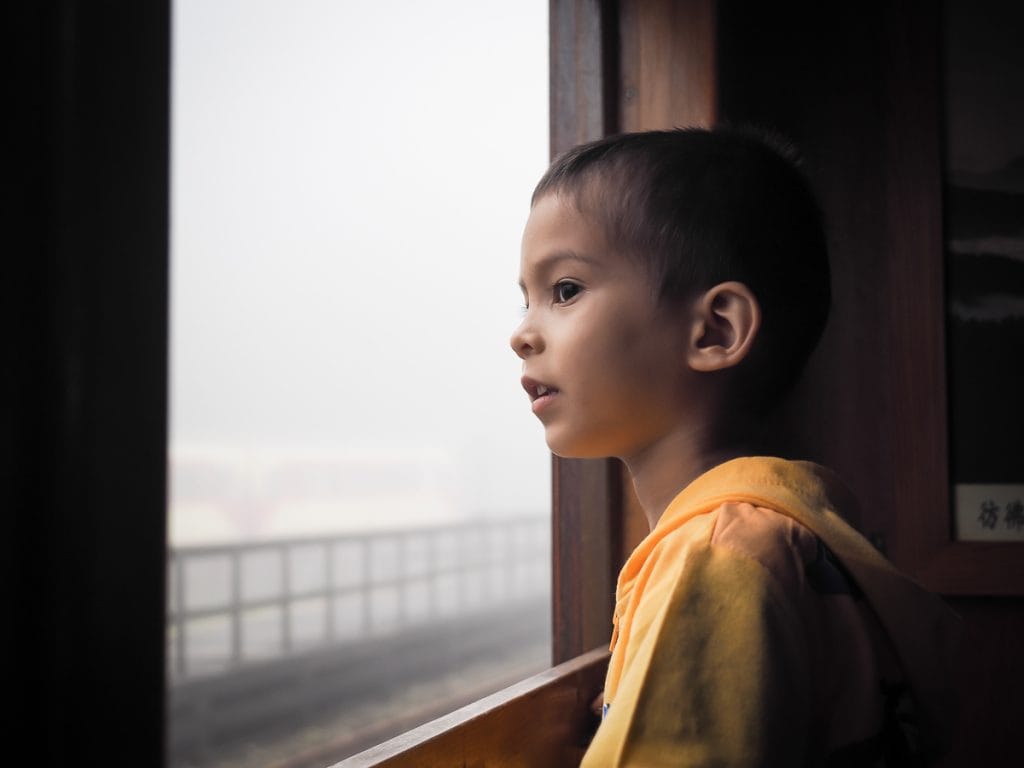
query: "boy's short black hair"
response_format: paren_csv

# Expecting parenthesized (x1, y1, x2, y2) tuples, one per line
(532, 126, 830, 416)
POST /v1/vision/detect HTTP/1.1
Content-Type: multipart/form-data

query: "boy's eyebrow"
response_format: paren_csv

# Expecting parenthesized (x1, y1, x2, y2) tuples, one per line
(518, 250, 599, 290)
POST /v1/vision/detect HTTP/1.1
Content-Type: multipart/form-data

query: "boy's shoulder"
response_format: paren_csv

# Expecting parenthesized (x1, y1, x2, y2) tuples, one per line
(617, 458, 864, 615)
(651, 500, 828, 599)
(713, 501, 866, 602)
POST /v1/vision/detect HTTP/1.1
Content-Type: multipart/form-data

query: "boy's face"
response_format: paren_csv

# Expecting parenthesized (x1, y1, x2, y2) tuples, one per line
(512, 194, 699, 460)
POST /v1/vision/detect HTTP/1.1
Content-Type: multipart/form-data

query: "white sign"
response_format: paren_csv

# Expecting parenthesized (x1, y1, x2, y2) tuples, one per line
(955, 484, 1024, 541)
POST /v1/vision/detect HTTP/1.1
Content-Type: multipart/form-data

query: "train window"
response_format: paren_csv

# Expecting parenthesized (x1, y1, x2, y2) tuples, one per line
(167, 1, 550, 765)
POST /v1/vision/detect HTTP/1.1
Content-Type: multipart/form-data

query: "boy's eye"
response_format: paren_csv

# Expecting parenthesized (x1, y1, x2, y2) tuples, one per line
(554, 281, 582, 304)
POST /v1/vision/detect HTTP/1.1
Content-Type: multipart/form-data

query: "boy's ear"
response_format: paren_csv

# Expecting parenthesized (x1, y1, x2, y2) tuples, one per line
(687, 281, 761, 372)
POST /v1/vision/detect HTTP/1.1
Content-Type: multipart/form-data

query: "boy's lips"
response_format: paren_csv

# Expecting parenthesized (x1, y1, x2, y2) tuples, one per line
(521, 376, 560, 414)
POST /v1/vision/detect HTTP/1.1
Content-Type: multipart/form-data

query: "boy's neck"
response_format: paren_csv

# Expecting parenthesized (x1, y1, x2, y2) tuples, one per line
(623, 426, 748, 531)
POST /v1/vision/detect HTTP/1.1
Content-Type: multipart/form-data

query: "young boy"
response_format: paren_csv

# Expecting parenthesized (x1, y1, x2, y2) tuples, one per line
(512, 128, 959, 766)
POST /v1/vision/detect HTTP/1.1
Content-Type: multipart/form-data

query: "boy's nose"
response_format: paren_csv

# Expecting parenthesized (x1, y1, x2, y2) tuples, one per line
(510, 322, 543, 359)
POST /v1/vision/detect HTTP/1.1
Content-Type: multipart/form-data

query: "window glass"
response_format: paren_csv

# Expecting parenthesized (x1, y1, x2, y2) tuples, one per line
(168, 2, 549, 765)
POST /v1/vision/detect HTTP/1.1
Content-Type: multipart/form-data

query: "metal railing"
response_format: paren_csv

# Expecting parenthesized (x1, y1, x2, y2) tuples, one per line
(166, 515, 549, 680)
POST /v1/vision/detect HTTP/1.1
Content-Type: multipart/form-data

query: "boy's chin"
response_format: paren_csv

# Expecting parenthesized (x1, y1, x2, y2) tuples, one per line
(545, 436, 613, 461)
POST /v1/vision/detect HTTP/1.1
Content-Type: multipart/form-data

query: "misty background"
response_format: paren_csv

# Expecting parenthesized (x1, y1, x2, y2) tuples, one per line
(169, 0, 551, 544)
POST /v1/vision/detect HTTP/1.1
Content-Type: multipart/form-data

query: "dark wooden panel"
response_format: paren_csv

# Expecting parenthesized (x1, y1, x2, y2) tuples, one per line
(718, 1, 920, 557)
(938, 597, 1024, 767)
(916, 542, 1024, 596)
(619, 0, 717, 130)
(549, 0, 623, 665)
(550, 0, 617, 156)
(717, 1, 928, 574)
(552, 457, 621, 663)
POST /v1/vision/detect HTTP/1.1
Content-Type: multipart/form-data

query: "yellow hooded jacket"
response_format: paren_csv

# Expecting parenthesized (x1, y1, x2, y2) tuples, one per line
(581, 457, 959, 767)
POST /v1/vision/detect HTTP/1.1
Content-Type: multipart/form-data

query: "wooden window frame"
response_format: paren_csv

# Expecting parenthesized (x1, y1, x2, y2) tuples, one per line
(548, 0, 622, 665)
(20, 2, 1015, 766)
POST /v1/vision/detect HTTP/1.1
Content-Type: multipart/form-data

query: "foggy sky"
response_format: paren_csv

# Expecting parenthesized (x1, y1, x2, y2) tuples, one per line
(170, 0, 551, 532)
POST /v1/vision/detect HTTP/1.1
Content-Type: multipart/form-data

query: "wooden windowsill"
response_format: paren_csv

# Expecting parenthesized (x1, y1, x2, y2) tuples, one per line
(334, 646, 609, 768)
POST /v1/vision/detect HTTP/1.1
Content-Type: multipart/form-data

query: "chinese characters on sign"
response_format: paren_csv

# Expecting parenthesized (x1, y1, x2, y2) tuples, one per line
(977, 498, 1024, 531)
(956, 486, 1024, 541)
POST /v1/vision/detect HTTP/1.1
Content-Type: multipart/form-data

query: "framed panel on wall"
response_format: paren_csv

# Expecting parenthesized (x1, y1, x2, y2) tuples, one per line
(942, 0, 1024, 545)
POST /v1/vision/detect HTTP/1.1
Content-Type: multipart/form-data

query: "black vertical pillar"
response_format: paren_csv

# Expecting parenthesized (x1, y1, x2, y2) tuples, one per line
(7, 2, 170, 764)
